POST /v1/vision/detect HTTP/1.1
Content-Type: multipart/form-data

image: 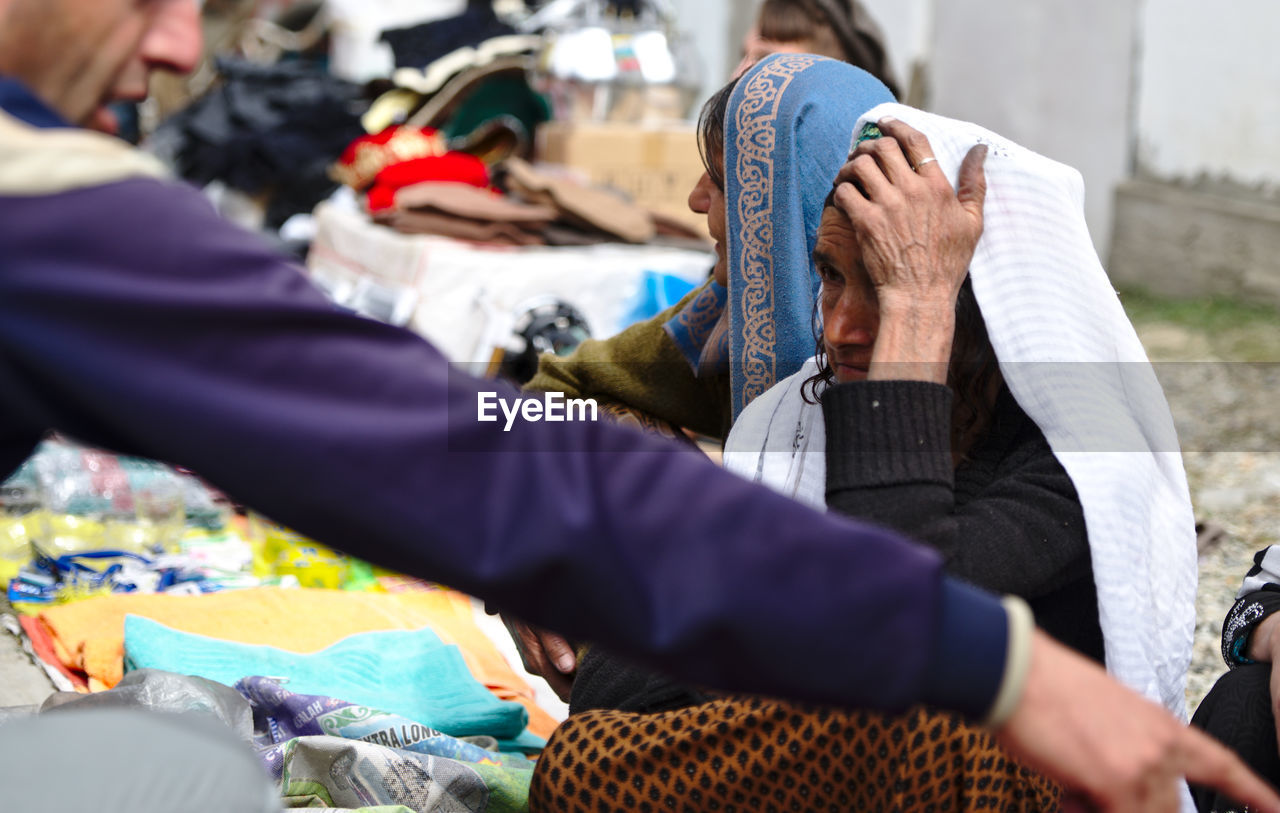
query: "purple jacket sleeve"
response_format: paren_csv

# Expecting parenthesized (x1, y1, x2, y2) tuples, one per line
(0, 177, 1007, 717)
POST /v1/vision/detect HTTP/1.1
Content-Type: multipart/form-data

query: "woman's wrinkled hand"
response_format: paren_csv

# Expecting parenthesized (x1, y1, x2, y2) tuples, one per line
(831, 117, 987, 313)
(503, 615, 577, 702)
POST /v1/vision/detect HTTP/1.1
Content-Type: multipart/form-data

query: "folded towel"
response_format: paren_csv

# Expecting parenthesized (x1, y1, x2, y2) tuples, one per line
(33, 586, 559, 737)
(124, 615, 527, 739)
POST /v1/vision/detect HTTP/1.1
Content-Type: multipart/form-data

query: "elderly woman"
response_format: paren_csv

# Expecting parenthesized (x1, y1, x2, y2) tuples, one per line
(525, 55, 1199, 813)
(725, 101, 1197, 720)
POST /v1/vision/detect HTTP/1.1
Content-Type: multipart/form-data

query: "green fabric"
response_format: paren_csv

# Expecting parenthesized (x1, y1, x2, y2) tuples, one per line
(442, 76, 550, 143)
(525, 281, 732, 439)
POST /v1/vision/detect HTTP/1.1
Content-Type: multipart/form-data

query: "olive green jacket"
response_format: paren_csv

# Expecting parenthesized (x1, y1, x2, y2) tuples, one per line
(525, 284, 732, 440)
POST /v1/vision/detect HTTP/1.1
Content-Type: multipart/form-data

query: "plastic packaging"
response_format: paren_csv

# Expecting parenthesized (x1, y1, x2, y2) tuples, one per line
(28, 440, 220, 556)
(0, 461, 39, 582)
(248, 514, 351, 589)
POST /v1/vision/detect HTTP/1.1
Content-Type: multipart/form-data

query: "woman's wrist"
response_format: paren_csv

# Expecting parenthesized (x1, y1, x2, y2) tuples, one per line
(868, 296, 955, 384)
(877, 286, 960, 315)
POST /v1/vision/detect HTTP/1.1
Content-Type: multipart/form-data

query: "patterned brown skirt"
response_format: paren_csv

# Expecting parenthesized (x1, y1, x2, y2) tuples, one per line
(530, 695, 1061, 812)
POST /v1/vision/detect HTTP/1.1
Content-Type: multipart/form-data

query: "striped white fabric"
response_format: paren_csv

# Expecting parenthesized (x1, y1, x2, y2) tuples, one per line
(858, 104, 1198, 722)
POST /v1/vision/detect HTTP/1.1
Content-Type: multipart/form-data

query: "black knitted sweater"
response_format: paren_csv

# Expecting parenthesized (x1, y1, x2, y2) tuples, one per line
(570, 380, 1103, 715)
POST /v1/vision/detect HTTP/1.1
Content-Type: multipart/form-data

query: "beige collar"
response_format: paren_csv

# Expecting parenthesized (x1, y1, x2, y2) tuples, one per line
(0, 108, 167, 197)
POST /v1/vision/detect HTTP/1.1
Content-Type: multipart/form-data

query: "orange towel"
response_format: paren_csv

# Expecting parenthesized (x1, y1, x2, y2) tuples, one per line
(36, 587, 559, 738)
(18, 614, 88, 692)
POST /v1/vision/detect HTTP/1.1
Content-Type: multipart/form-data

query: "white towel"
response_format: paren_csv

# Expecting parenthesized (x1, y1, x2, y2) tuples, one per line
(725, 104, 1197, 730)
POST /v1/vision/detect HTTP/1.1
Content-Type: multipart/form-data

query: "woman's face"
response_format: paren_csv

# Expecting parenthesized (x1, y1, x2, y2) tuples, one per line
(733, 25, 816, 78)
(814, 206, 878, 382)
(688, 170, 728, 287)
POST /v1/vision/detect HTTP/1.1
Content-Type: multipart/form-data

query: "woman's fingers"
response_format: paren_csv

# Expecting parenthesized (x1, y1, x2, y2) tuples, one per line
(505, 617, 576, 702)
(876, 117, 945, 179)
(851, 135, 916, 187)
(845, 153, 895, 202)
(538, 627, 578, 674)
(507, 616, 569, 677)
(832, 179, 872, 220)
(956, 143, 989, 225)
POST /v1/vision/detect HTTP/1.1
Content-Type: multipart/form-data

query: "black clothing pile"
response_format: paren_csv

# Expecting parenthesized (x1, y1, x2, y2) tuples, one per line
(150, 59, 367, 228)
(380, 2, 516, 70)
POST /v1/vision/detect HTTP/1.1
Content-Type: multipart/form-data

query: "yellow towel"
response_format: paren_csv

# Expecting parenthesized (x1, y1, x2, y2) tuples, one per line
(37, 586, 559, 738)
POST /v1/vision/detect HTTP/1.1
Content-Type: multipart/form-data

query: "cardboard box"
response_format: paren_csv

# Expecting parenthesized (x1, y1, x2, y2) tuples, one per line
(537, 121, 710, 238)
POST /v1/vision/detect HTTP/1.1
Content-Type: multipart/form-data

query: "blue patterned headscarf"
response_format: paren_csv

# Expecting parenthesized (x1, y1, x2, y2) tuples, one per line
(664, 55, 894, 419)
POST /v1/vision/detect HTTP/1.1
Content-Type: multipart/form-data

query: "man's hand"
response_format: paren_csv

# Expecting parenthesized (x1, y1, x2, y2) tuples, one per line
(503, 616, 576, 703)
(997, 631, 1280, 812)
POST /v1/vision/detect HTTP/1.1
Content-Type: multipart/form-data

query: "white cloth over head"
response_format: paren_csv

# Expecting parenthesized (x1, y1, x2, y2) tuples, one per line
(724, 103, 1198, 725)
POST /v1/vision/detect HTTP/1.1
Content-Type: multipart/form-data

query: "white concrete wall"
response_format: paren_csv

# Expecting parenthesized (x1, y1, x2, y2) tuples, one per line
(1135, 0, 1280, 188)
(665, 0, 1280, 265)
(663, 0, 1143, 254)
(926, 0, 1140, 255)
(671, 0, 1142, 254)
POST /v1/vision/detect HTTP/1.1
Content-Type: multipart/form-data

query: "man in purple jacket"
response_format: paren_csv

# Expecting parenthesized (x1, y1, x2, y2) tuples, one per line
(0, 1, 1273, 810)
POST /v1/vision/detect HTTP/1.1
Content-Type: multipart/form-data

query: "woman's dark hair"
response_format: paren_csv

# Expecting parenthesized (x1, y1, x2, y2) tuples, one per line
(697, 77, 741, 191)
(757, 0, 900, 98)
(803, 198, 1002, 454)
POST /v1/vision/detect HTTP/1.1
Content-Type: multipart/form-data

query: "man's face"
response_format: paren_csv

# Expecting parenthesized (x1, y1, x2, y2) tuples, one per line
(0, 0, 202, 133)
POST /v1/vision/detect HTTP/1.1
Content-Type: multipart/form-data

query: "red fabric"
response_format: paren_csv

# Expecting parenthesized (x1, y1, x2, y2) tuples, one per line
(366, 185, 398, 213)
(375, 154, 489, 191)
(19, 613, 89, 692)
(337, 126, 443, 169)
(335, 126, 449, 191)
(366, 153, 491, 212)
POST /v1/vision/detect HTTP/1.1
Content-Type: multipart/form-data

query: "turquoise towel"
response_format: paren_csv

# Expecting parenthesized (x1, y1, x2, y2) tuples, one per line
(122, 615, 528, 739)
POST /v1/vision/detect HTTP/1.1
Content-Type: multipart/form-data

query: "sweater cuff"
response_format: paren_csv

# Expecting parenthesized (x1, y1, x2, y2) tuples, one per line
(919, 577, 1009, 721)
(821, 380, 954, 491)
(983, 596, 1034, 727)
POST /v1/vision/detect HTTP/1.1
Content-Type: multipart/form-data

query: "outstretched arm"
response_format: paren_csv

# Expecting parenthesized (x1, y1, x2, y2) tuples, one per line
(0, 173, 990, 714)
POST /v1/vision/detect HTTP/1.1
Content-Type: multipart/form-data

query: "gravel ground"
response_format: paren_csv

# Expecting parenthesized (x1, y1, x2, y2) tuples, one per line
(1136, 322, 1280, 714)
